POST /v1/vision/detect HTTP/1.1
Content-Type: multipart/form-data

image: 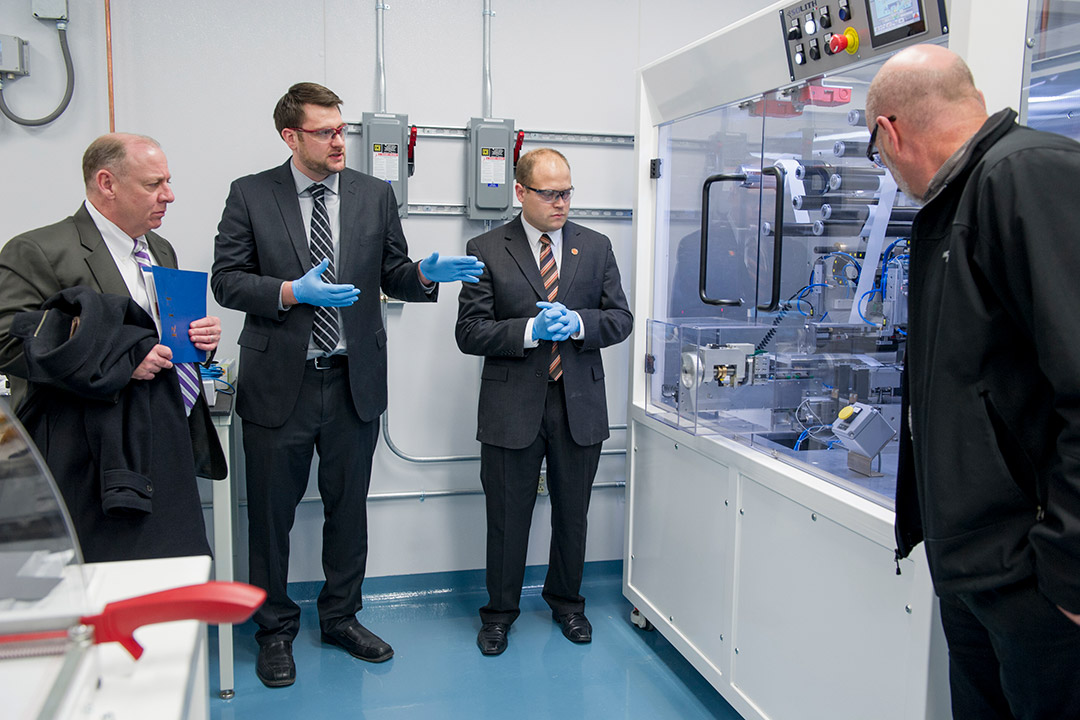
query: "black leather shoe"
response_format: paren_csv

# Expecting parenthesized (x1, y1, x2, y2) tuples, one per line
(553, 611, 592, 643)
(477, 622, 509, 656)
(256, 640, 295, 687)
(321, 619, 394, 662)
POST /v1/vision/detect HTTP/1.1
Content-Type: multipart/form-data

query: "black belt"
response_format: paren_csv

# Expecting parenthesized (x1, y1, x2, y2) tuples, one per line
(307, 354, 348, 370)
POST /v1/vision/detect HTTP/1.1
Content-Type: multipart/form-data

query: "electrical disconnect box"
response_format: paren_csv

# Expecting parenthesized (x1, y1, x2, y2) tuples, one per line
(33, 0, 69, 20)
(0, 35, 30, 77)
(358, 112, 410, 218)
(466, 117, 515, 220)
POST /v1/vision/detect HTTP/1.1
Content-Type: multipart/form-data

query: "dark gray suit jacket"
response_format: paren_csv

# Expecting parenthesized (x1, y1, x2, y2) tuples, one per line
(0, 205, 178, 395)
(0, 203, 225, 477)
(456, 216, 632, 449)
(211, 160, 436, 428)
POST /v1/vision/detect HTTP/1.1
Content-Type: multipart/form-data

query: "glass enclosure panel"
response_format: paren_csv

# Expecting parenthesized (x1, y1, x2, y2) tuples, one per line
(0, 399, 90, 719)
(0, 398, 87, 633)
(655, 102, 766, 325)
(1023, 0, 1080, 141)
(646, 53, 920, 509)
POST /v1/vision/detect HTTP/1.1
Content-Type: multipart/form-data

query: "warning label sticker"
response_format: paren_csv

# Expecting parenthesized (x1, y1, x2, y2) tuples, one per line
(372, 143, 400, 182)
(480, 147, 506, 186)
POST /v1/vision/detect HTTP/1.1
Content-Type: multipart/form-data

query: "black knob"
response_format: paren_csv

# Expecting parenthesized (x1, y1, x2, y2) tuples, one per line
(788, 23, 803, 41)
(820, 9, 832, 28)
(809, 43, 821, 61)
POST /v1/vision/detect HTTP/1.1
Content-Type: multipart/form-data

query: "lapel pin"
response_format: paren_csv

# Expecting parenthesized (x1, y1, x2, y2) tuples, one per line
(571, 248, 578, 255)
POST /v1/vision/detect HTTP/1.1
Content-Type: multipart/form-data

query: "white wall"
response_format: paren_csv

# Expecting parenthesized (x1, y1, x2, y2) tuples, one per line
(0, 0, 774, 582)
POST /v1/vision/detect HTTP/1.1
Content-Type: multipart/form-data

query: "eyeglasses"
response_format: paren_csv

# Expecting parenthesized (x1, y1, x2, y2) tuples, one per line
(291, 124, 348, 142)
(866, 115, 897, 165)
(524, 185, 574, 203)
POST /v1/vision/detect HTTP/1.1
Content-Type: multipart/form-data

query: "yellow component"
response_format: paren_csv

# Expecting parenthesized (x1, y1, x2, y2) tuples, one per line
(837, 405, 855, 420)
(843, 26, 859, 54)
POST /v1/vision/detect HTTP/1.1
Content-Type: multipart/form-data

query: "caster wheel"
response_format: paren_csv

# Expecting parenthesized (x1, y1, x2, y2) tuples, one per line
(630, 608, 655, 631)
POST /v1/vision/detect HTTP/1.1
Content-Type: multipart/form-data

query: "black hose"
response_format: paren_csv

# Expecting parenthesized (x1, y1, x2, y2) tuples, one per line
(755, 303, 791, 353)
(0, 26, 75, 127)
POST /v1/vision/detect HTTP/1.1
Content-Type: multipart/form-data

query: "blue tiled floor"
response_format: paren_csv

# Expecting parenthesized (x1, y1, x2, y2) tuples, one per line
(209, 561, 742, 719)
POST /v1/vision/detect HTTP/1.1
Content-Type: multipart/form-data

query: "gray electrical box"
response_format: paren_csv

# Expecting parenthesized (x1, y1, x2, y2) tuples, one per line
(0, 35, 30, 76)
(831, 402, 896, 459)
(357, 112, 410, 218)
(33, 0, 69, 20)
(466, 117, 515, 220)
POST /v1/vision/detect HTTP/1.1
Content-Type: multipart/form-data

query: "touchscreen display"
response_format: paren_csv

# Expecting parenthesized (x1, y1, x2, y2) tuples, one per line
(865, 0, 927, 47)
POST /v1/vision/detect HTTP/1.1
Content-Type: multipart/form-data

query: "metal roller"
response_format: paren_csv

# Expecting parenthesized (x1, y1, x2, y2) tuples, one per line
(829, 172, 884, 192)
(833, 140, 870, 157)
(821, 204, 871, 222)
(889, 207, 919, 223)
(793, 194, 879, 211)
(764, 221, 833, 237)
(821, 204, 919, 225)
(794, 161, 835, 181)
(847, 109, 866, 126)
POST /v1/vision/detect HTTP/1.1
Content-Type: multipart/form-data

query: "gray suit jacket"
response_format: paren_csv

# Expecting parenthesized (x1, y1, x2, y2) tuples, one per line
(0, 204, 179, 403)
(456, 216, 632, 449)
(0, 203, 225, 479)
(211, 160, 436, 428)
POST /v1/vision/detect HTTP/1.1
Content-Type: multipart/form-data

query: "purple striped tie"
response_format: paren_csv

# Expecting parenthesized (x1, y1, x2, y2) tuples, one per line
(133, 239, 201, 413)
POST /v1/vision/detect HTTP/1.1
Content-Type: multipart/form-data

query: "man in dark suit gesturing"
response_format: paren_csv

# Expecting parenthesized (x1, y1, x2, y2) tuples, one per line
(212, 83, 483, 687)
(456, 148, 632, 656)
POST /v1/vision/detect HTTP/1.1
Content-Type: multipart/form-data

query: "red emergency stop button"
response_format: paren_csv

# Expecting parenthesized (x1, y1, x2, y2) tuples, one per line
(829, 27, 860, 55)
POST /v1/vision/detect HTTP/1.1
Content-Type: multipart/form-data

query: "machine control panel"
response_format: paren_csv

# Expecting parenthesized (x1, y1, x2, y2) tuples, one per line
(780, 0, 948, 82)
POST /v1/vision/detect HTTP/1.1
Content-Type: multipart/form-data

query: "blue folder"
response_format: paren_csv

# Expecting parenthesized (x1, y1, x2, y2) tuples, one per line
(150, 266, 208, 364)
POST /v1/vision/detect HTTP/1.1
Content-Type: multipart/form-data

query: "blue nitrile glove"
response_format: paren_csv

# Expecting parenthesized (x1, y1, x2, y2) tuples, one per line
(292, 258, 360, 307)
(536, 301, 579, 341)
(548, 308, 581, 342)
(532, 302, 565, 341)
(419, 252, 486, 283)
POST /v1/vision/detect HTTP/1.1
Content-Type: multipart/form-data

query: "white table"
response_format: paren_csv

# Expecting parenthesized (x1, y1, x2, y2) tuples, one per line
(7, 555, 212, 720)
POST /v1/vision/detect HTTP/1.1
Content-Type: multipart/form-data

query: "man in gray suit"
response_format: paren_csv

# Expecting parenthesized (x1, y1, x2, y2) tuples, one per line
(0, 133, 225, 560)
(456, 148, 633, 655)
(212, 82, 483, 687)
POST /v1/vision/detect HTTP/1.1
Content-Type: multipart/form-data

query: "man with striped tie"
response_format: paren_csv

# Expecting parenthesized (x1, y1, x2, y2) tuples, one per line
(456, 148, 633, 656)
(211, 82, 483, 688)
(0, 133, 226, 561)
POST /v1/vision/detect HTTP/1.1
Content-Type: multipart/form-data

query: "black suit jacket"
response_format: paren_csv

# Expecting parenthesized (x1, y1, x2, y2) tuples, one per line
(0, 204, 224, 480)
(456, 216, 632, 449)
(211, 160, 436, 428)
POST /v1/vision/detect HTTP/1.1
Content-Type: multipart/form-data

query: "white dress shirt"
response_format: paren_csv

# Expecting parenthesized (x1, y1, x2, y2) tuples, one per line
(84, 199, 155, 314)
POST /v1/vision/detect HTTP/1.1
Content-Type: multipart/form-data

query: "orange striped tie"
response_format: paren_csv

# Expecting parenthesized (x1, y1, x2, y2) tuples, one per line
(539, 233, 562, 381)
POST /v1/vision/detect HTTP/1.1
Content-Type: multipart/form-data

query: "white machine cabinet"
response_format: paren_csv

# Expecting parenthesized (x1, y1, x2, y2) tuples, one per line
(623, 1, 1074, 718)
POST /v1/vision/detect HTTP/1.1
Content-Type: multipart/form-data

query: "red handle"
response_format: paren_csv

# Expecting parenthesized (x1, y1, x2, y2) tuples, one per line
(513, 129, 525, 167)
(80, 581, 265, 659)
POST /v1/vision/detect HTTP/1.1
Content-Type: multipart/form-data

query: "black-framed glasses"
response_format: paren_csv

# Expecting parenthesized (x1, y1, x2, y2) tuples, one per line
(291, 124, 348, 142)
(525, 185, 574, 203)
(866, 115, 897, 165)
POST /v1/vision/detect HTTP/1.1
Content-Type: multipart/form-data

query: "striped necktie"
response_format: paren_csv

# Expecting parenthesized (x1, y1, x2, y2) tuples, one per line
(538, 233, 562, 381)
(133, 238, 201, 414)
(307, 184, 340, 353)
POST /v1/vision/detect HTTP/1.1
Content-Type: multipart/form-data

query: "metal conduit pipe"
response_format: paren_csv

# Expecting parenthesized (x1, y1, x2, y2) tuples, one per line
(482, 0, 493, 117)
(210, 481, 627, 511)
(375, 1, 388, 112)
